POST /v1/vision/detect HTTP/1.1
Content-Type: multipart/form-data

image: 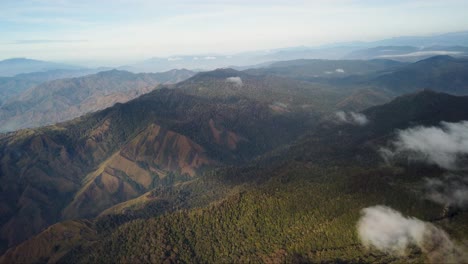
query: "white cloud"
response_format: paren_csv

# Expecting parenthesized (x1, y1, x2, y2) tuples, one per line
(335, 111, 369, 126)
(2, 0, 468, 65)
(424, 174, 468, 208)
(226, 76, 243, 87)
(380, 121, 468, 170)
(358, 205, 467, 263)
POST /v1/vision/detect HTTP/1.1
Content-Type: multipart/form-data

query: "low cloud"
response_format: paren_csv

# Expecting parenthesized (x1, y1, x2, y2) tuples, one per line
(424, 174, 468, 208)
(226, 76, 243, 87)
(358, 205, 467, 263)
(335, 111, 369, 126)
(380, 121, 468, 170)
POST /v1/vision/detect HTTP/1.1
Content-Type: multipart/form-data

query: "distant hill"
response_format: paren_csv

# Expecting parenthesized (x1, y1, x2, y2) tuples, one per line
(0, 58, 81, 77)
(246, 58, 404, 80)
(372, 55, 468, 95)
(0, 69, 195, 132)
(344, 45, 468, 61)
(0, 68, 111, 106)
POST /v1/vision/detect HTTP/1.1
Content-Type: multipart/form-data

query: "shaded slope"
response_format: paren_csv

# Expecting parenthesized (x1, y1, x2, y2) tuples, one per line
(5, 91, 468, 263)
(0, 79, 314, 252)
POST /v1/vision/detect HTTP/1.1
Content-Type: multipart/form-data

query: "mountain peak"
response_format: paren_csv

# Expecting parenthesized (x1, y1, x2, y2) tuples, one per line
(0, 58, 44, 64)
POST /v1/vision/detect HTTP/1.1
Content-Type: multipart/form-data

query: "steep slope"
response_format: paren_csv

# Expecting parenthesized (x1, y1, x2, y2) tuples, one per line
(0, 72, 315, 253)
(4, 90, 468, 264)
(0, 69, 195, 132)
(0, 220, 97, 264)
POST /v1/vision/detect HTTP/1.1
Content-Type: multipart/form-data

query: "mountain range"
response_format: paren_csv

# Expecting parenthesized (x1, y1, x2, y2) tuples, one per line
(1, 88, 467, 263)
(0, 69, 195, 132)
(0, 59, 81, 77)
(0, 52, 468, 263)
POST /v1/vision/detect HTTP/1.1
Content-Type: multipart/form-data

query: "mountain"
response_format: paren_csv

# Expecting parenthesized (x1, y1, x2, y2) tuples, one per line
(371, 55, 468, 95)
(0, 58, 81, 77)
(120, 31, 468, 73)
(0, 69, 195, 132)
(2, 56, 468, 263)
(3, 90, 468, 263)
(246, 58, 404, 80)
(344, 45, 468, 61)
(0, 68, 111, 106)
(368, 31, 468, 47)
(0, 69, 328, 253)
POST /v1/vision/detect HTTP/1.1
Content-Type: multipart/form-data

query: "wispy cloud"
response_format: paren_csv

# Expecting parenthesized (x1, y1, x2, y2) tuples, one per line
(424, 173, 468, 208)
(380, 121, 468, 170)
(1, 0, 467, 64)
(335, 111, 369, 126)
(13, 39, 88, 44)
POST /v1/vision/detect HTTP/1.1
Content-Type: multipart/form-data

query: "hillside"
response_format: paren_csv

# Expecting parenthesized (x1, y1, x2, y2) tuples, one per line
(3, 90, 468, 263)
(0, 69, 195, 132)
(0, 72, 320, 254)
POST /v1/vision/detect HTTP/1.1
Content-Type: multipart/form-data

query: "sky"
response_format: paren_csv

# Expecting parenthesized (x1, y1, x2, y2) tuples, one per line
(0, 0, 467, 66)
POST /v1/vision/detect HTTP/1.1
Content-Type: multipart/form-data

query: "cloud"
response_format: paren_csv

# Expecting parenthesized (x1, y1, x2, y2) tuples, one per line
(167, 57, 182, 61)
(378, 50, 463, 58)
(226, 76, 243, 87)
(14, 39, 87, 44)
(335, 111, 369, 126)
(357, 205, 467, 263)
(335, 68, 345, 73)
(424, 174, 468, 208)
(380, 121, 468, 170)
(204, 56, 217, 60)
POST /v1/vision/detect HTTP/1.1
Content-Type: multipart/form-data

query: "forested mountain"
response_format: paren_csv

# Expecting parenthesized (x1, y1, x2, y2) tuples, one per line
(2, 90, 468, 263)
(1, 57, 468, 264)
(0, 69, 329, 254)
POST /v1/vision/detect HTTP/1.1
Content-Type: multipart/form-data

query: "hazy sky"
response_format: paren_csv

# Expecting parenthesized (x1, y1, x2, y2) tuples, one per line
(1, 0, 467, 65)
